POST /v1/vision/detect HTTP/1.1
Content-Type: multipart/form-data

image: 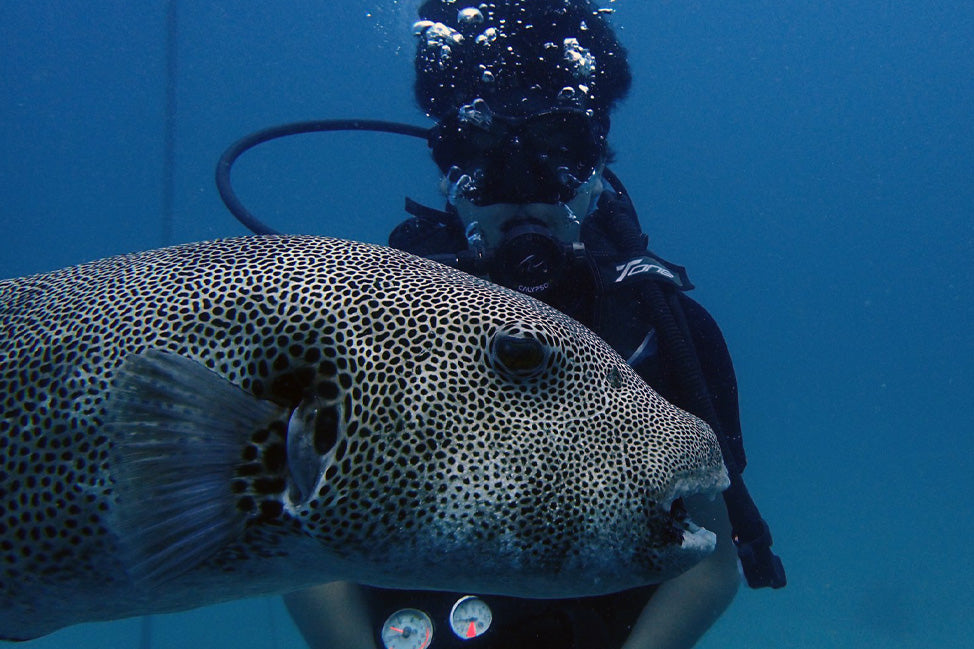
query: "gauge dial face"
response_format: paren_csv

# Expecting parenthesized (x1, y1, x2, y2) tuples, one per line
(380, 608, 434, 649)
(449, 596, 493, 640)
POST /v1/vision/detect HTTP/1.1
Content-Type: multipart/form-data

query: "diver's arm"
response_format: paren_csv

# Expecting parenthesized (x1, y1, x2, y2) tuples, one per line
(621, 495, 740, 649)
(284, 581, 377, 649)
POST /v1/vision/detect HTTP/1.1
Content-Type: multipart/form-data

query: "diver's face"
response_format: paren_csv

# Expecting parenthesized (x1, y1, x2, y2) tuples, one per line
(449, 165, 604, 248)
(431, 104, 608, 246)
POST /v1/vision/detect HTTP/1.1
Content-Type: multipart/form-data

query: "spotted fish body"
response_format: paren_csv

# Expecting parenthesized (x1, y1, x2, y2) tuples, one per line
(0, 235, 727, 640)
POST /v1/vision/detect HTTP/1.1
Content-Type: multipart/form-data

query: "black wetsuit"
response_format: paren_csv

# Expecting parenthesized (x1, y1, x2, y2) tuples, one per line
(361, 191, 745, 649)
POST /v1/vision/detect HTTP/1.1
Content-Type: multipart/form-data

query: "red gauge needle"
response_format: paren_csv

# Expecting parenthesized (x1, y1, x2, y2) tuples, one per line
(466, 621, 477, 638)
(389, 626, 404, 634)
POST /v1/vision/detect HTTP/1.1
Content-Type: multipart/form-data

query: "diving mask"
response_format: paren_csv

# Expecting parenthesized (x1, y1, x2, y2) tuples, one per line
(429, 101, 607, 206)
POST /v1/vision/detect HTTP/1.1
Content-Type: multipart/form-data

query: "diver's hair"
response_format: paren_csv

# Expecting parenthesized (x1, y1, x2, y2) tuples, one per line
(414, 0, 631, 121)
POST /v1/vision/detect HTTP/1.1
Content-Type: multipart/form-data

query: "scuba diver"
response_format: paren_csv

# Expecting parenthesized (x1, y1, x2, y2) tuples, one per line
(219, 1, 785, 647)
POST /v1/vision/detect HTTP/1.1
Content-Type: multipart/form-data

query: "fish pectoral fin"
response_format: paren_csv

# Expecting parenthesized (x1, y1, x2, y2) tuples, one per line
(105, 349, 286, 587)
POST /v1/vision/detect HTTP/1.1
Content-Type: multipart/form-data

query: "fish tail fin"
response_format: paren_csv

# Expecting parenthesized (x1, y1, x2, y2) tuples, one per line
(106, 349, 286, 586)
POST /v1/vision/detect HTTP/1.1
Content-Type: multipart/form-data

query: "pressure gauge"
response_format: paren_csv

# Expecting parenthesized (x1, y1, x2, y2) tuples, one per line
(449, 595, 493, 640)
(380, 608, 434, 649)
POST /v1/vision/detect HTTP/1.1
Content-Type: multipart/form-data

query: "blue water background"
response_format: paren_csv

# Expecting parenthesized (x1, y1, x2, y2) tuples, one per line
(2, 1, 972, 647)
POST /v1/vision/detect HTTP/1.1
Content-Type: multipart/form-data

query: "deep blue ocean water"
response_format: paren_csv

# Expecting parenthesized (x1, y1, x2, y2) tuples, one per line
(2, 2, 971, 648)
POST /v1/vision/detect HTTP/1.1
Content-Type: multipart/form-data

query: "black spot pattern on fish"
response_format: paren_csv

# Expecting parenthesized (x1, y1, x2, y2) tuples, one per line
(0, 235, 725, 638)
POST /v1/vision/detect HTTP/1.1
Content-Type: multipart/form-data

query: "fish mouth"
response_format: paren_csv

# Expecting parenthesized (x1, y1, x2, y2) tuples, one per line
(658, 466, 730, 556)
(662, 497, 714, 554)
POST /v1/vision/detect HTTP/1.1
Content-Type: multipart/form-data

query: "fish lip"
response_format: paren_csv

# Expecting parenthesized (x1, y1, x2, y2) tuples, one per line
(660, 463, 730, 513)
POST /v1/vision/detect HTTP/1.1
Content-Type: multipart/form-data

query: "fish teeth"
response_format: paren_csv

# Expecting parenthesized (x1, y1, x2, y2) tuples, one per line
(680, 523, 716, 553)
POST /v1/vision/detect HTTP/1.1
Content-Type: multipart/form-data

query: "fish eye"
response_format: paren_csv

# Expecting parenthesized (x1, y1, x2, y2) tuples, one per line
(489, 332, 550, 379)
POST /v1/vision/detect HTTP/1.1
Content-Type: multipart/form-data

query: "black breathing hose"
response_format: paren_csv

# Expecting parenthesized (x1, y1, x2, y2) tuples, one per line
(215, 119, 627, 236)
(215, 119, 430, 235)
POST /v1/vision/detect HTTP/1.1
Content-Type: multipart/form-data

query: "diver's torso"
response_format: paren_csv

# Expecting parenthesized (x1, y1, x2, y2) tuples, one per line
(363, 584, 658, 649)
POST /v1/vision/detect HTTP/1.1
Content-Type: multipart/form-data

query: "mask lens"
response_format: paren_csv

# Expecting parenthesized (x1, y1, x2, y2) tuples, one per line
(430, 121, 494, 174)
(516, 113, 603, 203)
(523, 112, 603, 179)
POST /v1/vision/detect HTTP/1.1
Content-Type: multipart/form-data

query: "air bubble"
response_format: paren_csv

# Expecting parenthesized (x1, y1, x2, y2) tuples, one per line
(447, 170, 476, 206)
(412, 20, 435, 36)
(458, 7, 484, 24)
(423, 21, 464, 48)
(458, 98, 492, 128)
(475, 27, 499, 45)
(563, 38, 596, 78)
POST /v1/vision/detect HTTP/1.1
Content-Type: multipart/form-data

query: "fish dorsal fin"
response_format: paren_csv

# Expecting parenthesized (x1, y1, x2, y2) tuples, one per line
(106, 349, 285, 586)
